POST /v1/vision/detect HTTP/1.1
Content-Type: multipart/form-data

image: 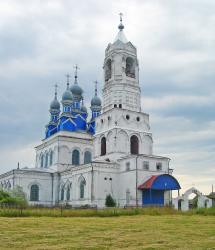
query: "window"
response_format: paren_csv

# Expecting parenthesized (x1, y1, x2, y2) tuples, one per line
(80, 178, 86, 199)
(126, 162, 130, 171)
(136, 117, 140, 122)
(156, 163, 162, 171)
(101, 137, 106, 156)
(72, 149, 80, 165)
(130, 135, 139, 155)
(60, 187, 64, 201)
(45, 153, 49, 168)
(108, 116, 111, 121)
(143, 161, 149, 170)
(30, 184, 39, 201)
(40, 154, 44, 168)
(49, 151, 53, 166)
(126, 115, 130, 120)
(126, 57, 135, 78)
(105, 59, 112, 81)
(84, 151, 92, 164)
(101, 119, 104, 123)
(66, 186, 70, 201)
(114, 104, 117, 108)
(119, 104, 122, 108)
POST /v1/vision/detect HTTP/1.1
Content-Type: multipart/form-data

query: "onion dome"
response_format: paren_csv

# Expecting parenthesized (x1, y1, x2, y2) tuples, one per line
(91, 96, 101, 106)
(50, 85, 60, 110)
(62, 81, 73, 102)
(91, 80, 102, 109)
(81, 99, 87, 113)
(70, 65, 83, 99)
(70, 84, 83, 96)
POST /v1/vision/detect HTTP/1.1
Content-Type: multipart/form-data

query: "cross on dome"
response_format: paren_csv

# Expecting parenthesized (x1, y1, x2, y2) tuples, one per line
(54, 83, 58, 98)
(94, 80, 98, 96)
(74, 64, 80, 83)
(118, 12, 124, 31)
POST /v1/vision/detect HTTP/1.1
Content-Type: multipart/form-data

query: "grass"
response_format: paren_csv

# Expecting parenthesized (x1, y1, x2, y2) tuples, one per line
(0, 206, 182, 217)
(0, 215, 215, 249)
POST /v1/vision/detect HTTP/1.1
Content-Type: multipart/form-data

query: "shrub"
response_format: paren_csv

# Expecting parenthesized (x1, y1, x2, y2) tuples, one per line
(10, 186, 27, 207)
(105, 194, 116, 207)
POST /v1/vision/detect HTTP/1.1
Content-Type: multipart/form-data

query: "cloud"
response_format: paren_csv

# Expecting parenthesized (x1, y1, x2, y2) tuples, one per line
(0, 0, 214, 194)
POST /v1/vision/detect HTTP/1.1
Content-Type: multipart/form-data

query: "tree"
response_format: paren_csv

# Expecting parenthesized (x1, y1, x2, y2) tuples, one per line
(0, 189, 16, 205)
(105, 194, 116, 207)
(10, 186, 27, 207)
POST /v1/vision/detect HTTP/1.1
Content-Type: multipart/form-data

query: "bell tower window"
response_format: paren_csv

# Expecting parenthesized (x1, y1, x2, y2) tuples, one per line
(101, 137, 106, 156)
(130, 135, 139, 155)
(126, 57, 135, 78)
(105, 59, 112, 81)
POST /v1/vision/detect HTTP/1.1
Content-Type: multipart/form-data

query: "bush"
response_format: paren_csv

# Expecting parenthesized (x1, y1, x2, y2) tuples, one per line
(0, 186, 27, 207)
(105, 194, 116, 207)
(10, 186, 27, 207)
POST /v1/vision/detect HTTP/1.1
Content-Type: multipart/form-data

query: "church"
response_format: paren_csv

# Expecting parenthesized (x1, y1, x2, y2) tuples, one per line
(0, 16, 181, 208)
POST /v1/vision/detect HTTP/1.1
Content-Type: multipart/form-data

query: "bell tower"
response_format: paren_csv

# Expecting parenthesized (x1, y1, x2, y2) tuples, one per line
(102, 14, 141, 113)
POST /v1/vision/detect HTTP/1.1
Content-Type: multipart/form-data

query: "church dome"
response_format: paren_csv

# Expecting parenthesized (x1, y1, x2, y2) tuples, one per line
(62, 89, 73, 102)
(81, 105, 87, 113)
(91, 96, 101, 106)
(50, 98, 60, 110)
(70, 84, 83, 96)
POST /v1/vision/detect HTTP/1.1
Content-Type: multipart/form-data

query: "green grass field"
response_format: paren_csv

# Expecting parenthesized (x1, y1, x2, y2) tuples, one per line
(0, 215, 215, 250)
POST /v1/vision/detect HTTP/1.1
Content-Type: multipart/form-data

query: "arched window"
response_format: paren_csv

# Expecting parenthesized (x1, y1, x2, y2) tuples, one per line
(45, 153, 49, 168)
(49, 151, 53, 166)
(105, 59, 112, 81)
(101, 137, 106, 156)
(72, 149, 80, 165)
(84, 151, 92, 164)
(40, 154, 44, 168)
(60, 187, 64, 201)
(30, 184, 39, 201)
(80, 178, 86, 199)
(66, 186, 70, 201)
(126, 57, 135, 78)
(130, 135, 139, 155)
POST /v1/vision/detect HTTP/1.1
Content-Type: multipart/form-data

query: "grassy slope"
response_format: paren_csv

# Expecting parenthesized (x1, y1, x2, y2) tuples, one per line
(0, 215, 215, 250)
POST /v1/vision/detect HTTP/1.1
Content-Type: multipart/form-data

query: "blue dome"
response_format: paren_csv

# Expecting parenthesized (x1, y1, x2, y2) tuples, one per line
(70, 84, 83, 96)
(62, 90, 73, 101)
(91, 96, 101, 106)
(50, 98, 60, 110)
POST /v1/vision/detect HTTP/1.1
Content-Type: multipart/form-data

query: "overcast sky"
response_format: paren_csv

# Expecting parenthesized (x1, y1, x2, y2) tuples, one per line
(0, 0, 214, 195)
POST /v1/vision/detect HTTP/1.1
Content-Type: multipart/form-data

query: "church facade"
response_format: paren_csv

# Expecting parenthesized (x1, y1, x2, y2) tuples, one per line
(0, 17, 181, 207)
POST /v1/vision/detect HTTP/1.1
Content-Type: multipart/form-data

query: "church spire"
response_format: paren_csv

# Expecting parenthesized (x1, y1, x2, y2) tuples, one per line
(114, 13, 128, 43)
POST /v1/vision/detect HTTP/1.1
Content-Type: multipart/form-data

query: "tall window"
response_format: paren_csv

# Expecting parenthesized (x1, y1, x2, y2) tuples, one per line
(72, 149, 80, 165)
(84, 151, 92, 164)
(66, 186, 70, 201)
(60, 187, 64, 201)
(45, 153, 49, 168)
(80, 178, 86, 199)
(126, 57, 135, 78)
(130, 135, 139, 155)
(105, 59, 112, 81)
(30, 184, 39, 201)
(101, 137, 106, 156)
(40, 154, 44, 168)
(49, 151, 53, 166)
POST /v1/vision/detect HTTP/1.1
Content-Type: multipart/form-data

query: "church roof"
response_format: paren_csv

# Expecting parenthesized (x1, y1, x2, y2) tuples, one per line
(138, 174, 181, 190)
(114, 30, 128, 44)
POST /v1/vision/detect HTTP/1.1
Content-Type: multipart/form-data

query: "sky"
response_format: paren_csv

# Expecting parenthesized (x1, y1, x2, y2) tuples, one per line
(0, 0, 214, 195)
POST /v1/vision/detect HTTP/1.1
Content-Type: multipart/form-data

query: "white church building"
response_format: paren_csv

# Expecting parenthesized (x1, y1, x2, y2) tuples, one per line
(0, 16, 181, 208)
